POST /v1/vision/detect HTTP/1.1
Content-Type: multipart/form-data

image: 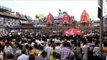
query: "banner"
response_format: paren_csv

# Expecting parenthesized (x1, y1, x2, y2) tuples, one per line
(36, 13, 45, 20)
(5, 19, 20, 27)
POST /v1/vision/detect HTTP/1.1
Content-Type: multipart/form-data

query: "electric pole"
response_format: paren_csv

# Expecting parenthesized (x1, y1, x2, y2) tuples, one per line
(98, 0, 103, 57)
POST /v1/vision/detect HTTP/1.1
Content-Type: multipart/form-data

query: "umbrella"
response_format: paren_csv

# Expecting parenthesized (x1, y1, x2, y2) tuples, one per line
(64, 28, 83, 36)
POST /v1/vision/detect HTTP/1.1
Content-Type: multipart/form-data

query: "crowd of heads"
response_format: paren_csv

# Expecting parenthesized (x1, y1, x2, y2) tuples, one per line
(0, 29, 107, 60)
(0, 29, 107, 49)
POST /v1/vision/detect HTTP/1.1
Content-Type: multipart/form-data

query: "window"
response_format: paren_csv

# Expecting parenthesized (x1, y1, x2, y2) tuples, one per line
(4, 17, 9, 24)
(0, 17, 4, 25)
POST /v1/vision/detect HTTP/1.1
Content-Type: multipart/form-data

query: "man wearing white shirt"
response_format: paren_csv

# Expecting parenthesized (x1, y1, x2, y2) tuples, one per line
(44, 43, 53, 58)
(81, 42, 88, 60)
(55, 42, 61, 53)
(17, 49, 29, 60)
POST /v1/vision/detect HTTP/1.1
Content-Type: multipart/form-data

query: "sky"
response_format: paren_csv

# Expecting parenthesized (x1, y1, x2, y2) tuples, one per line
(0, 0, 101, 21)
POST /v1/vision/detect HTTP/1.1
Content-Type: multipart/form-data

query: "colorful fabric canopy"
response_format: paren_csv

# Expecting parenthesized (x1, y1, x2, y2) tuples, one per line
(64, 28, 83, 36)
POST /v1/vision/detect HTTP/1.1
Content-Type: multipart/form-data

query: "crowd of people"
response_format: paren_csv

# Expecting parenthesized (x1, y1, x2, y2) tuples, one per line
(0, 30, 107, 60)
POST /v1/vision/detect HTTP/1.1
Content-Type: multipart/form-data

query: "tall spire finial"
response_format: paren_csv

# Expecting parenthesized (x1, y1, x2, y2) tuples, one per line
(59, 9, 61, 15)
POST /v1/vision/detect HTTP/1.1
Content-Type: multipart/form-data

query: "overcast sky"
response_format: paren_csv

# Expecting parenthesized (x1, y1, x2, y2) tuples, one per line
(0, 0, 100, 21)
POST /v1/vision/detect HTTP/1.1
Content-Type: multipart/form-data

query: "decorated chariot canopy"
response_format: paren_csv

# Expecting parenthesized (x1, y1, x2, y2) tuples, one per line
(60, 13, 71, 25)
(45, 13, 54, 25)
(80, 10, 90, 24)
(58, 13, 64, 20)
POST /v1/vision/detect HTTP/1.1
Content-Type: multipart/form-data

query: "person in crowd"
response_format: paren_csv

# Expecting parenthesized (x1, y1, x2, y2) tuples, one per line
(44, 41, 54, 58)
(29, 54, 35, 60)
(38, 44, 44, 56)
(88, 43, 95, 60)
(4, 42, 14, 60)
(0, 48, 5, 60)
(0, 38, 4, 47)
(55, 42, 61, 53)
(81, 41, 88, 60)
(50, 52, 60, 60)
(93, 40, 101, 60)
(0, 41, 4, 53)
(103, 40, 107, 60)
(29, 42, 39, 56)
(15, 44, 23, 60)
(50, 52, 57, 60)
(36, 51, 49, 60)
(17, 49, 29, 60)
(59, 41, 74, 60)
(74, 43, 82, 60)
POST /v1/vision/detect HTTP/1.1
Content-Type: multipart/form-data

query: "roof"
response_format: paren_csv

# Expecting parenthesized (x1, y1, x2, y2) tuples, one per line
(0, 5, 12, 12)
(9, 25, 35, 29)
(18, 25, 35, 29)
(0, 12, 17, 18)
(0, 12, 27, 20)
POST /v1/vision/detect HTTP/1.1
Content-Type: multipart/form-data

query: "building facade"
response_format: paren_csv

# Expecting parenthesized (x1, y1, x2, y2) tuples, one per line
(0, 5, 33, 30)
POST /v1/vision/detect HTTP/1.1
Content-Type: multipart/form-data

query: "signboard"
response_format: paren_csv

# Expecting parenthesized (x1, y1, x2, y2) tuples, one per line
(33, 20, 46, 27)
(36, 13, 45, 20)
(34, 25, 46, 27)
(98, 0, 107, 17)
(5, 19, 20, 27)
